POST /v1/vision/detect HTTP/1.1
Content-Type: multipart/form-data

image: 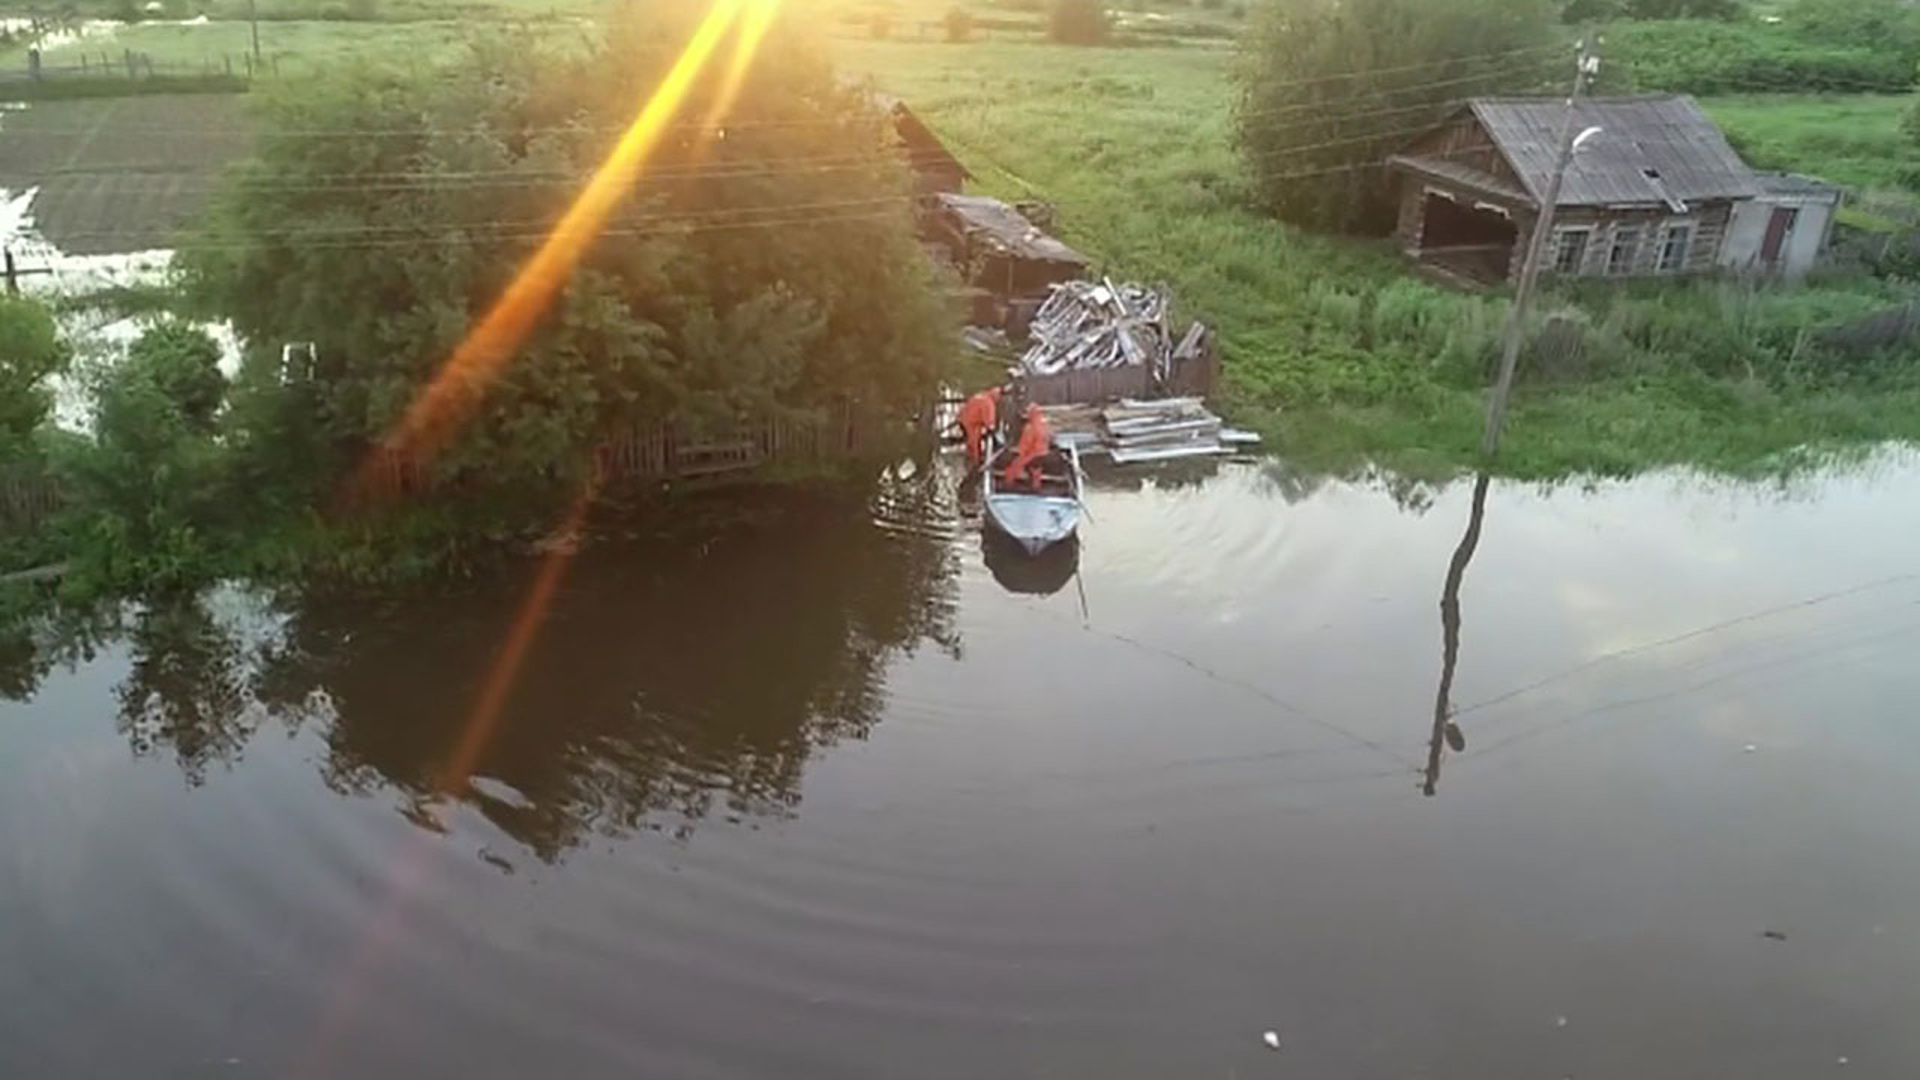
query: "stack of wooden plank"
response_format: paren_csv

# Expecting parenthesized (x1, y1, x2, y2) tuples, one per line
(1100, 398, 1238, 464)
(1020, 279, 1172, 376)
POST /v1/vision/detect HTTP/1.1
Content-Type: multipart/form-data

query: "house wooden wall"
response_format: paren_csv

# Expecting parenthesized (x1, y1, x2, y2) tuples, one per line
(1547, 201, 1733, 278)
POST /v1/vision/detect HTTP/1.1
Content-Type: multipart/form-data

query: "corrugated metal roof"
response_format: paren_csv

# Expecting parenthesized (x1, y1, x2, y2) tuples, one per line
(935, 194, 1087, 266)
(1471, 95, 1759, 208)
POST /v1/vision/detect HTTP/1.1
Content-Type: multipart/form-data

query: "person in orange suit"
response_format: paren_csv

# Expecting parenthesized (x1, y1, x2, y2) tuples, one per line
(957, 386, 1002, 467)
(1003, 403, 1053, 490)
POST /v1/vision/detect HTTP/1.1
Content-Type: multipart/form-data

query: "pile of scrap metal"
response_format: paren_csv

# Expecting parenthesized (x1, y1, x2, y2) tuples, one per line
(1019, 279, 1213, 384)
(1098, 398, 1259, 464)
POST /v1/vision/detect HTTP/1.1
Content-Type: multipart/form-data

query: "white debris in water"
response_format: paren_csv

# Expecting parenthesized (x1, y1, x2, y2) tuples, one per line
(1555, 1015, 1568, 1028)
(1260, 1031, 1280, 1050)
(1743, 744, 1758, 753)
(1838, 1057, 1849, 1066)
(468, 775, 537, 811)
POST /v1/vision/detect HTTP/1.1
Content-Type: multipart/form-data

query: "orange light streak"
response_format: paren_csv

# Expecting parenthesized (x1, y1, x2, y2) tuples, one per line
(696, 0, 780, 138)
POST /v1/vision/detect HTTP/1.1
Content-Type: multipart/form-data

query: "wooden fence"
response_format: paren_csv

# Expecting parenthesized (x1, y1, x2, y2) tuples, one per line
(0, 48, 270, 85)
(1022, 328, 1220, 406)
(360, 406, 890, 501)
(0, 466, 62, 536)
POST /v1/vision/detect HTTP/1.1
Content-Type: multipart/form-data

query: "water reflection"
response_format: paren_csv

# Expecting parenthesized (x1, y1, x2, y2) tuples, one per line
(982, 531, 1079, 596)
(118, 594, 263, 786)
(4, 475, 961, 859)
(1425, 472, 1490, 796)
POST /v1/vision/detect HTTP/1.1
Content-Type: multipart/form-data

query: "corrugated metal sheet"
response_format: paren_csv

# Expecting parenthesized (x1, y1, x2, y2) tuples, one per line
(1471, 95, 1759, 208)
(935, 194, 1088, 266)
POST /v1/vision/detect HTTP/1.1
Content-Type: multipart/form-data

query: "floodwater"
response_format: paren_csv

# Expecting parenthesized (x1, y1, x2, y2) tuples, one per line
(5, 451, 1920, 1077)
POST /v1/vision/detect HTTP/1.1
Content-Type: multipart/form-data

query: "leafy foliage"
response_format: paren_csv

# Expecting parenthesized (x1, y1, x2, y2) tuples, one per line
(51, 322, 230, 592)
(1607, 2, 1920, 94)
(1565, 0, 1742, 21)
(0, 297, 70, 459)
(1233, 0, 1561, 234)
(179, 1, 952, 502)
(1048, 0, 1112, 44)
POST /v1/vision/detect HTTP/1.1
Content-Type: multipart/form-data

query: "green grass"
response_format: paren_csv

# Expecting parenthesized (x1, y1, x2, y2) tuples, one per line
(37, 17, 563, 75)
(837, 39, 1920, 478)
(1703, 92, 1919, 198)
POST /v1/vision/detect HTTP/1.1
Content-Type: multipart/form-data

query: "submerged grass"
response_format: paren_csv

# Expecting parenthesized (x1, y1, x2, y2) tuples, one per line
(837, 39, 1920, 479)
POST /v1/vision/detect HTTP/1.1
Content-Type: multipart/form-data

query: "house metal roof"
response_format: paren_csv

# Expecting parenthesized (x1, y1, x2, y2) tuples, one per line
(934, 194, 1087, 266)
(1468, 95, 1760, 208)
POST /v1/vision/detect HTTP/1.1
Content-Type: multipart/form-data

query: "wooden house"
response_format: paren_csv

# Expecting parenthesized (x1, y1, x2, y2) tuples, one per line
(1388, 96, 1769, 286)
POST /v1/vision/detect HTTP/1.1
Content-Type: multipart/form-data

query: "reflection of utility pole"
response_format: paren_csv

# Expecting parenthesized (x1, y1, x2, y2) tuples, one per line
(248, 0, 262, 67)
(1425, 471, 1491, 796)
(1481, 40, 1602, 457)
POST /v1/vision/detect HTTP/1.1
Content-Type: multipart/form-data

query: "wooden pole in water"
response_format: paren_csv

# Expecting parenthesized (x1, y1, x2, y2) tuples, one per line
(1481, 39, 1599, 457)
(248, 0, 262, 66)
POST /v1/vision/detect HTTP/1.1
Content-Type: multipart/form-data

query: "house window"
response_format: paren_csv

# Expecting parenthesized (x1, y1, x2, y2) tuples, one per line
(1554, 228, 1591, 274)
(1659, 224, 1693, 274)
(1608, 227, 1641, 276)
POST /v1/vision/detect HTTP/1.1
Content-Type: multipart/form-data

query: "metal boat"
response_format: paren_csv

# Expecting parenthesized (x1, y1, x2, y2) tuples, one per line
(981, 442, 1082, 556)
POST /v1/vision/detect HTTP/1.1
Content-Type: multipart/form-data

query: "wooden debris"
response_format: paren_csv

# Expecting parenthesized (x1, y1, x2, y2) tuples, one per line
(1100, 397, 1245, 464)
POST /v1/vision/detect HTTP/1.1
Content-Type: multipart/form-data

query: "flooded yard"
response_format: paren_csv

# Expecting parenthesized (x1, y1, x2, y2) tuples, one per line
(3, 451, 1919, 1076)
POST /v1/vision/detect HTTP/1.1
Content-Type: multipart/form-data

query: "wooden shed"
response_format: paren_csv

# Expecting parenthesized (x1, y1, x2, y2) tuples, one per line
(868, 90, 973, 196)
(930, 193, 1089, 299)
(1388, 96, 1762, 286)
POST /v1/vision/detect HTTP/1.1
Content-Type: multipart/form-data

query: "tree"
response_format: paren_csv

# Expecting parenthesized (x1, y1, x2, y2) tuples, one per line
(52, 323, 230, 589)
(124, 320, 225, 434)
(1234, 0, 1561, 234)
(945, 5, 974, 41)
(179, 2, 952, 503)
(0, 297, 70, 459)
(1049, 0, 1112, 44)
(1787, 0, 1920, 54)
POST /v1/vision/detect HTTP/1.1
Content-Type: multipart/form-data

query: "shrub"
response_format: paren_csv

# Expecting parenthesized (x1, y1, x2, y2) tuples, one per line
(1048, 0, 1111, 44)
(1606, 18, 1915, 93)
(945, 4, 973, 40)
(0, 297, 70, 460)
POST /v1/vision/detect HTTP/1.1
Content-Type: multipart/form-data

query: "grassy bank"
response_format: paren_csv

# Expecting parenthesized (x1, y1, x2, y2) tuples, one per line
(1703, 92, 1919, 198)
(838, 39, 1920, 478)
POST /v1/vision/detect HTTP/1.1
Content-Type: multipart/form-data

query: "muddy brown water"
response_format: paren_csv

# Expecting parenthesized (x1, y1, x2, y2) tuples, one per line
(5, 452, 1920, 1077)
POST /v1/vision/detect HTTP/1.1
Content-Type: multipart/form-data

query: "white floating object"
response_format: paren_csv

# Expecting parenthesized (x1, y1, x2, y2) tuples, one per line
(1743, 744, 1758, 753)
(1838, 1057, 1849, 1066)
(1261, 1031, 1280, 1050)
(1555, 1015, 1568, 1028)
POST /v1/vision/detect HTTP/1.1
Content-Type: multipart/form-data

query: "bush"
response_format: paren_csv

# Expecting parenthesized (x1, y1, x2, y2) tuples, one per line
(124, 320, 225, 434)
(1048, 0, 1112, 44)
(1235, 0, 1560, 234)
(178, 7, 951, 503)
(945, 4, 973, 40)
(1607, 18, 1915, 93)
(0, 298, 70, 460)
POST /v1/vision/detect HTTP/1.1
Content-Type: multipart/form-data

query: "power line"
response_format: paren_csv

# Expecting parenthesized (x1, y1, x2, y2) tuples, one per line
(1453, 572, 1920, 720)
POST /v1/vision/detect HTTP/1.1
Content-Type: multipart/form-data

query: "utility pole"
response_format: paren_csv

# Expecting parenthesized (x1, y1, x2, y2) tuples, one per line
(248, 0, 262, 68)
(1481, 40, 1601, 457)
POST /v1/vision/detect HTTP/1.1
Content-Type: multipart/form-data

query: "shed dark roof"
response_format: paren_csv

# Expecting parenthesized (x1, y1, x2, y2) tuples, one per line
(1469, 95, 1759, 208)
(935, 193, 1087, 266)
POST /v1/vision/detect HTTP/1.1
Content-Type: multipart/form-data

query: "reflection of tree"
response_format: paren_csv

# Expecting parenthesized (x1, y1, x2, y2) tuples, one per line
(0, 590, 119, 703)
(252, 477, 960, 860)
(117, 594, 258, 786)
(1425, 472, 1490, 796)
